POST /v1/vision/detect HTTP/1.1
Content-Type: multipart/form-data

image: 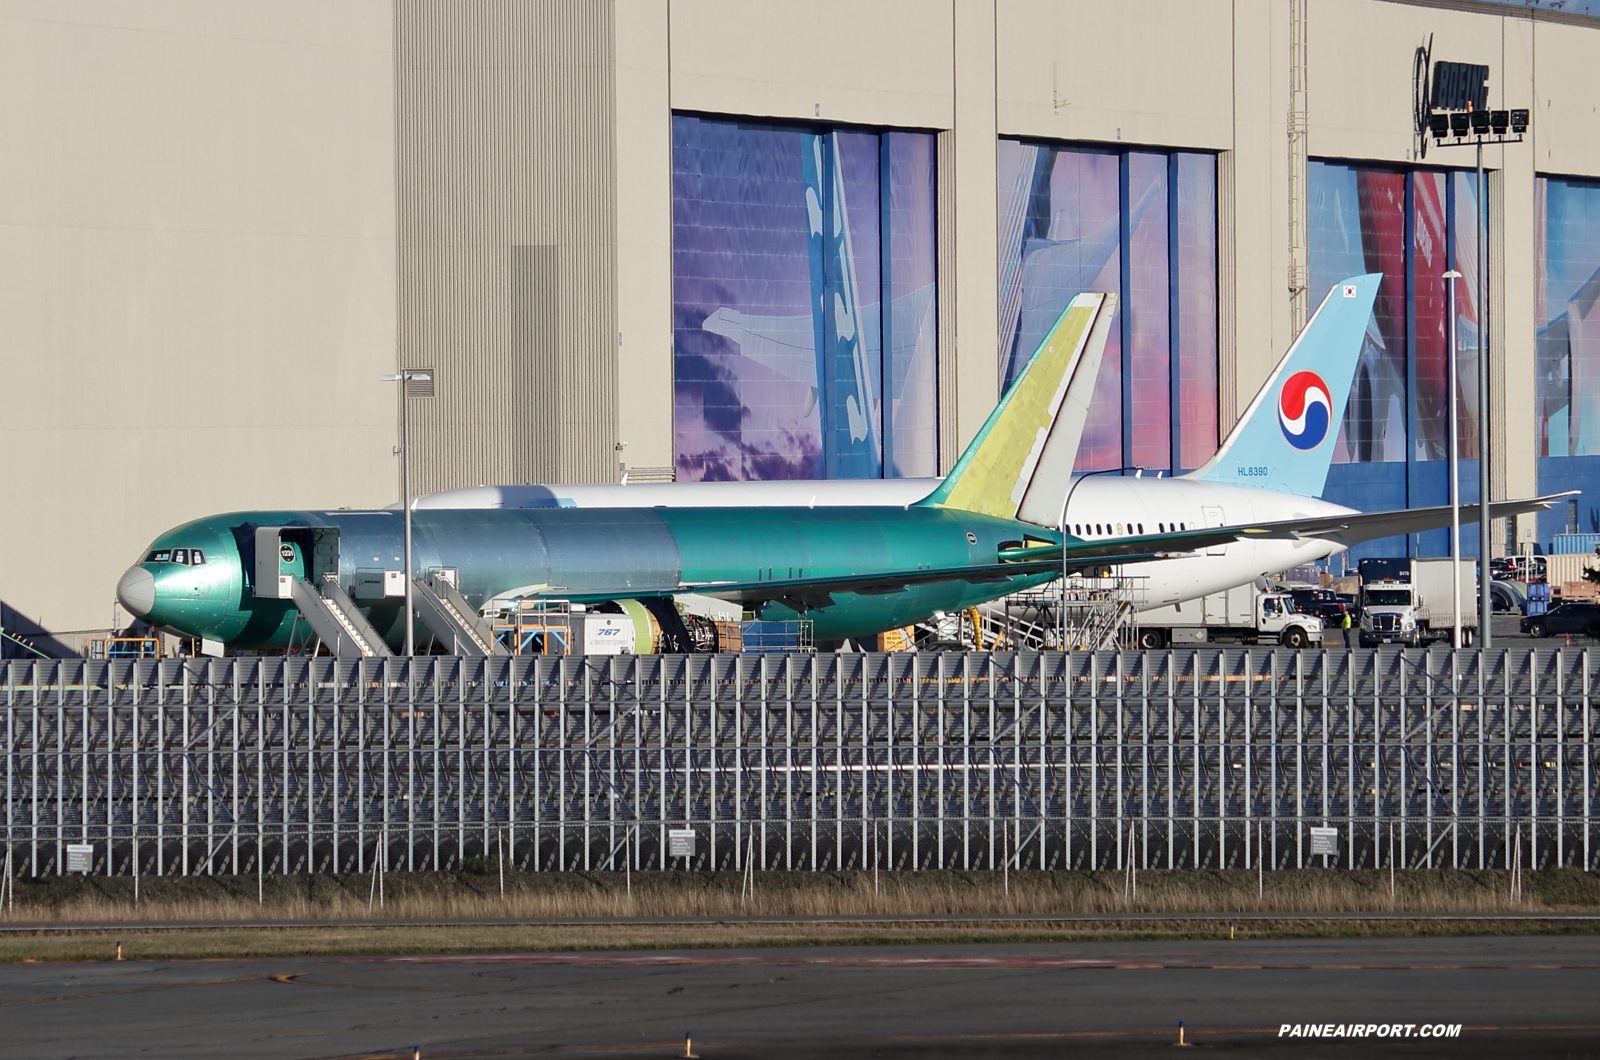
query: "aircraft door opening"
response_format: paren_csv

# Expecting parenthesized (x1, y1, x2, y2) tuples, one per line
(251, 526, 341, 599)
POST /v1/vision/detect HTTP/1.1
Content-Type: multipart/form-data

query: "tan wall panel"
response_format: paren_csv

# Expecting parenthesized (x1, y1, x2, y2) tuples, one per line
(1499, 14, 1538, 504)
(615, 0, 674, 474)
(1230, 0, 1291, 428)
(1531, 18, 1600, 179)
(952, 0, 997, 450)
(995, 0, 1234, 150)
(0, 1, 395, 642)
(668, 0, 954, 130)
(1308, 1, 1499, 165)
(396, 0, 618, 495)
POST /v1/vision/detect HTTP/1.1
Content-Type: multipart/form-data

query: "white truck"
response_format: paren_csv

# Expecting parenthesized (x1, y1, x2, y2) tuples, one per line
(1134, 583, 1325, 649)
(1358, 557, 1478, 647)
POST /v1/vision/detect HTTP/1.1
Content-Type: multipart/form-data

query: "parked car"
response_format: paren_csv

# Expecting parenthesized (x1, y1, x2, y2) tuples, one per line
(1520, 601, 1600, 639)
(1288, 588, 1348, 627)
(1491, 556, 1547, 583)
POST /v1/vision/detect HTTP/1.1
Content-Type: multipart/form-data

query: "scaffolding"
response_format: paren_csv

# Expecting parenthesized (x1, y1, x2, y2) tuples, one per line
(83, 636, 161, 661)
(490, 599, 573, 657)
(1057, 574, 1144, 651)
(1, 648, 1595, 878)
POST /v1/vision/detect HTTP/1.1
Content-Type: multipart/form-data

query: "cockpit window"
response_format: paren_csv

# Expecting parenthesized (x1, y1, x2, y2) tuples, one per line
(145, 548, 205, 565)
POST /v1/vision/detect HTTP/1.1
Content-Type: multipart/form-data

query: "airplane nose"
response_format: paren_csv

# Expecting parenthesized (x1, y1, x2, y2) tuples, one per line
(117, 566, 156, 618)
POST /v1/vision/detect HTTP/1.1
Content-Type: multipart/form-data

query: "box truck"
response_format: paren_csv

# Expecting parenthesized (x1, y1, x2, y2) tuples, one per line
(1135, 583, 1325, 649)
(1358, 557, 1477, 647)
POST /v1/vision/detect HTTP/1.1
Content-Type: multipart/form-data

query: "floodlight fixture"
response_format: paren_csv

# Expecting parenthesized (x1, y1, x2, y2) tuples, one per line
(1490, 109, 1509, 135)
(1428, 112, 1451, 139)
(1510, 108, 1530, 133)
(1470, 108, 1492, 134)
(1450, 112, 1470, 136)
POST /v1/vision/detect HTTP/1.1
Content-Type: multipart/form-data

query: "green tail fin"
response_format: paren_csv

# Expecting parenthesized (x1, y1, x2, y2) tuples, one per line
(919, 291, 1117, 521)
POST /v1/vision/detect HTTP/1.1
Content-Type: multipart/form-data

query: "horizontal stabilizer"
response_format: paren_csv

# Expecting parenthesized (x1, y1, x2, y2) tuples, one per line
(1234, 492, 1576, 547)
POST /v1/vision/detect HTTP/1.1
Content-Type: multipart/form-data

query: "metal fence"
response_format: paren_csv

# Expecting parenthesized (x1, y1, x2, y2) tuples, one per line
(1, 649, 1594, 878)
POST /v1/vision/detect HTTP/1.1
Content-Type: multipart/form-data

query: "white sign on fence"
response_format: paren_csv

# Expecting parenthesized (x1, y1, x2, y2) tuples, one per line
(1308, 827, 1339, 857)
(66, 843, 94, 873)
(668, 829, 696, 859)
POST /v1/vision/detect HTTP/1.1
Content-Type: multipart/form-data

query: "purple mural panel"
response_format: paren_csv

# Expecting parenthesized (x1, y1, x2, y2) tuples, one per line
(997, 140, 1218, 476)
(1177, 152, 1219, 470)
(1127, 152, 1170, 470)
(673, 118, 821, 480)
(672, 115, 936, 481)
(886, 132, 939, 478)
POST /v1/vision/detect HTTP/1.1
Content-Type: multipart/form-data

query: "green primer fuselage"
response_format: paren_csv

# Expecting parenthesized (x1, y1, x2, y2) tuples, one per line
(134, 506, 1064, 649)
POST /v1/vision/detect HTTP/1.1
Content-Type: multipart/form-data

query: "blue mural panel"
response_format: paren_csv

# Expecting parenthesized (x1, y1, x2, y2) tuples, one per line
(1536, 175, 1600, 546)
(1311, 160, 1485, 561)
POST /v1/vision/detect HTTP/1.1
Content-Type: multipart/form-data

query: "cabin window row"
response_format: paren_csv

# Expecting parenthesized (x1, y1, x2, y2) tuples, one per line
(1070, 521, 1188, 537)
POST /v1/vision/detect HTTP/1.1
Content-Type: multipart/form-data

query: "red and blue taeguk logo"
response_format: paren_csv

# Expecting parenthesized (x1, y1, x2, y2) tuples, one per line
(1278, 371, 1332, 450)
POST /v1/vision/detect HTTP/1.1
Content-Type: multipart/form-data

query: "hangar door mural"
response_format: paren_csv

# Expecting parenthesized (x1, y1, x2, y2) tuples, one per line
(1309, 160, 1483, 559)
(995, 142, 1219, 475)
(672, 115, 938, 482)
(1535, 174, 1600, 544)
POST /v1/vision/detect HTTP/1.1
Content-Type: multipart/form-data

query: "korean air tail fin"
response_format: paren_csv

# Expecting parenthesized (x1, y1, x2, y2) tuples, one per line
(920, 292, 1117, 522)
(1187, 274, 1380, 496)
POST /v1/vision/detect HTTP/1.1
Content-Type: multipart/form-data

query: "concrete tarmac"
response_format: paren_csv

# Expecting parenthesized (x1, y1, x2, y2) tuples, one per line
(3, 936, 1599, 1059)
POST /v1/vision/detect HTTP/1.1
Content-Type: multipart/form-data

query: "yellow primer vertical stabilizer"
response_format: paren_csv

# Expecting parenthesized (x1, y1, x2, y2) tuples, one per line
(919, 292, 1116, 522)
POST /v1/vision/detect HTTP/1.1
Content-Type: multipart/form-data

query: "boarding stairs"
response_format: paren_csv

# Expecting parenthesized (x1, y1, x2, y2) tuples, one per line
(975, 588, 1062, 651)
(412, 576, 506, 657)
(290, 576, 393, 658)
(1070, 597, 1139, 651)
(1057, 572, 1143, 651)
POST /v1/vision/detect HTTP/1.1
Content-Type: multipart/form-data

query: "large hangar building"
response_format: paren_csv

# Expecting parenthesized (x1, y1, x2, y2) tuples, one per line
(4, 0, 1599, 651)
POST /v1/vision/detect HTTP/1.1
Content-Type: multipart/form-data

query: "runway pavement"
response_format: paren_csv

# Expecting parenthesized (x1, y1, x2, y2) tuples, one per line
(3, 936, 1599, 1059)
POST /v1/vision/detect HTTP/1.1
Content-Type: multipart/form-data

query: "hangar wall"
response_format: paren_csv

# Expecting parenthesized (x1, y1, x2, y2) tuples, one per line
(396, 0, 619, 495)
(7, 0, 1600, 646)
(0, 2, 397, 650)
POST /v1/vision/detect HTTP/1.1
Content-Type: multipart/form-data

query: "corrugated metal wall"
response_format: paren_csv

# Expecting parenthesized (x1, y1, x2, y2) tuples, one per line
(395, 0, 618, 495)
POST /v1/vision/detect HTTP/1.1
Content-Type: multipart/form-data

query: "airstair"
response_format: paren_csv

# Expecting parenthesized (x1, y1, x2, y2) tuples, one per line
(289, 576, 394, 658)
(975, 587, 1062, 650)
(412, 575, 506, 656)
(1058, 573, 1144, 650)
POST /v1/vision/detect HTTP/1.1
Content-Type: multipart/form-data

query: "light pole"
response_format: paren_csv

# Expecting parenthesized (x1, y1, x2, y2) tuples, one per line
(1444, 269, 1463, 649)
(1475, 143, 1490, 647)
(382, 369, 432, 656)
(1419, 59, 1528, 647)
